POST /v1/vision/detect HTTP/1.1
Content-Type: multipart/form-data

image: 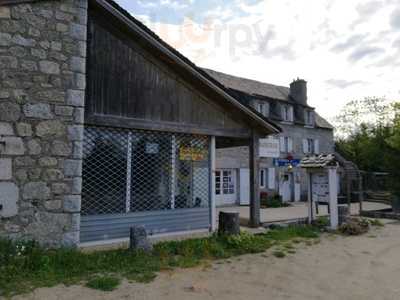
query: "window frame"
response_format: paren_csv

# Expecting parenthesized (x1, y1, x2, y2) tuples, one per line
(282, 104, 293, 122)
(304, 110, 314, 126)
(255, 101, 269, 117)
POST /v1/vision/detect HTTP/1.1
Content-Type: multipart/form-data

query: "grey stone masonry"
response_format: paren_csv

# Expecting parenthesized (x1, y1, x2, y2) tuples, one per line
(0, 0, 88, 248)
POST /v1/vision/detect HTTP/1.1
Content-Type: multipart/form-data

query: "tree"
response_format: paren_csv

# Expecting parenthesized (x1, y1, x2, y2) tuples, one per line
(335, 98, 400, 196)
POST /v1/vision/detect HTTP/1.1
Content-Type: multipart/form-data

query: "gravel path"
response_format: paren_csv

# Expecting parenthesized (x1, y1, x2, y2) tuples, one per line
(15, 220, 400, 300)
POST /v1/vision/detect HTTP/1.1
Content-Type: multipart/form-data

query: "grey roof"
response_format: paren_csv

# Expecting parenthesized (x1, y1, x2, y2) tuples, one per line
(203, 68, 334, 130)
(299, 154, 338, 168)
(203, 68, 291, 101)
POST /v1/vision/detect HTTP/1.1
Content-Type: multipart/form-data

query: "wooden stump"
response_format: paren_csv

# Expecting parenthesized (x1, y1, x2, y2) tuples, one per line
(218, 212, 240, 235)
(130, 226, 152, 252)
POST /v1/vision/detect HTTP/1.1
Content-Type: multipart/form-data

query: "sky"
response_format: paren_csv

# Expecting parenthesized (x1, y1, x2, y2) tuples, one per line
(115, 0, 400, 125)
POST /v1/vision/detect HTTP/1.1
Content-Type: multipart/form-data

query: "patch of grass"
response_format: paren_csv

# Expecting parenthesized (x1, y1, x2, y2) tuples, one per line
(283, 243, 294, 250)
(313, 216, 330, 231)
(0, 224, 321, 297)
(86, 276, 121, 291)
(369, 219, 384, 227)
(273, 251, 286, 258)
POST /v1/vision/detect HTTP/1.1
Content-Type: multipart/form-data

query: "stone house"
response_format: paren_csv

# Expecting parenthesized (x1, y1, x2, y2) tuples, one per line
(204, 69, 335, 206)
(0, 0, 280, 247)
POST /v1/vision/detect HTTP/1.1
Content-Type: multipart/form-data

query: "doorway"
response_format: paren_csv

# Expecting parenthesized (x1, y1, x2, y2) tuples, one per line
(280, 173, 294, 202)
(215, 169, 237, 206)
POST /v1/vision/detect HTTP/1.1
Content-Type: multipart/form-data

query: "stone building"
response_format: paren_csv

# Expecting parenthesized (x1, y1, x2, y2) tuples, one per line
(204, 69, 335, 205)
(0, 0, 87, 247)
(0, 0, 280, 247)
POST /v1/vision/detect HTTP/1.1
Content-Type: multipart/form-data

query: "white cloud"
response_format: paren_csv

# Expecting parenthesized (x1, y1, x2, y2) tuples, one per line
(126, 0, 400, 125)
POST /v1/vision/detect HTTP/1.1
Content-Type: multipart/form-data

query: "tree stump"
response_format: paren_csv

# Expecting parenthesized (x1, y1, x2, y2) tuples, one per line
(129, 226, 152, 252)
(338, 205, 349, 225)
(218, 212, 240, 235)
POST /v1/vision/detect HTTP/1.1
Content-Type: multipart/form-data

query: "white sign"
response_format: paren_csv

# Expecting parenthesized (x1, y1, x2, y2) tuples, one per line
(259, 138, 280, 158)
(312, 173, 329, 203)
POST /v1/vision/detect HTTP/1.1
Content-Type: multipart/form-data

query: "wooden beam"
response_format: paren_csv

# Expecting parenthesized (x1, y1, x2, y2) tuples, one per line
(85, 114, 251, 138)
(249, 130, 260, 227)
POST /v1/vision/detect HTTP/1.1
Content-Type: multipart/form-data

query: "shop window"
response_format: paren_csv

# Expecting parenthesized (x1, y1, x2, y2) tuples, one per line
(82, 127, 210, 216)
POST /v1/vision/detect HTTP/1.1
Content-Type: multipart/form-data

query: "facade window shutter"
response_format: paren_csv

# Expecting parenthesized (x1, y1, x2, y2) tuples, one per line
(280, 137, 285, 153)
(268, 168, 275, 189)
(290, 106, 294, 122)
(303, 139, 308, 154)
(281, 105, 285, 120)
(288, 137, 293, 153)
(314, 139, 320, 154)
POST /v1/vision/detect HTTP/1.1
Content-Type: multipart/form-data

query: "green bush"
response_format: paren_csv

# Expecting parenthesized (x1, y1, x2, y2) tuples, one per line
(339, 218, 370, 235)
(260, 194, 290, 208)
(312, 216, 330, 230)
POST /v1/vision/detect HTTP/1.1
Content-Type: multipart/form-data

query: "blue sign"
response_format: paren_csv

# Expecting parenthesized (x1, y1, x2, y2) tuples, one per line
(274, 158, 301, 167)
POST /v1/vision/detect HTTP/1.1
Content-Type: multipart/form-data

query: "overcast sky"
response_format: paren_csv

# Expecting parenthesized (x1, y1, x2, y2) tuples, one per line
(115, 0, 400, 124)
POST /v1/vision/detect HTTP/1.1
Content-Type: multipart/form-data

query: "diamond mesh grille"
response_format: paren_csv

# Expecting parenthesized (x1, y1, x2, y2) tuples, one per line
(82, 126, 210, 216)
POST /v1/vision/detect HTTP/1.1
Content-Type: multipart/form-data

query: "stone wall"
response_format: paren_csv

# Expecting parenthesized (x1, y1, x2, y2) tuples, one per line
(0, 0, 87, 247)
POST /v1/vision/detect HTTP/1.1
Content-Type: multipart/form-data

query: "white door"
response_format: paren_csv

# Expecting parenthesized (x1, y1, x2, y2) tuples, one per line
(215, 169, 237, 206)
(280, 173, 293, 202)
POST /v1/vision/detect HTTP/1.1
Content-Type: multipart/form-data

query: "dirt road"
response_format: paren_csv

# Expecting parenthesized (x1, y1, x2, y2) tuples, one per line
(15, 221, 400, 300)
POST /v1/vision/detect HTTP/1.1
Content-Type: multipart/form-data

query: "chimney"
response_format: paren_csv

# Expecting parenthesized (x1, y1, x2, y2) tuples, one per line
(290, 78, 307, 105)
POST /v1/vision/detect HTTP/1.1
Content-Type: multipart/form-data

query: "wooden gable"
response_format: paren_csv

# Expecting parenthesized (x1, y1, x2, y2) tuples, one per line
(85, 5, 265, 138)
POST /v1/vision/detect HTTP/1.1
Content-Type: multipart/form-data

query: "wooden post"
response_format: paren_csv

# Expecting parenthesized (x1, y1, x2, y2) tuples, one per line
(307, 172, 314, 224)
(210, 136, 217, 232)
(249, 130, 260, 227)
(346, 172, 351, 210)
(328, 167, 339, 229)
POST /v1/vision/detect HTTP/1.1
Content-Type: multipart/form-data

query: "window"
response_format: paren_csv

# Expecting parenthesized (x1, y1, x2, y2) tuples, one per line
(260, 169, 266, 188)
(307, 138, 314, 154)
(255, 101, 269, 117)
(304, 110, 314, 126)
(216, 170, 235, 195)
(280, 136, 293, 153)
(303, 138, 319, 154)
(82, 126, 210, 215)
(282, 105, 294, 122)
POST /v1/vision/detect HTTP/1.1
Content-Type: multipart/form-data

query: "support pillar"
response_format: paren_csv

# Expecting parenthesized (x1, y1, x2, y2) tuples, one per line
(328, 167, 339, 229)
(307, 172, 314, 224)
(210, 136, 217, 231)
(249, 131, 260, 227)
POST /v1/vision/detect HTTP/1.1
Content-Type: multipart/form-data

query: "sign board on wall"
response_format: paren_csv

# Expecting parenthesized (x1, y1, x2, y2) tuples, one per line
(274, 158, 301, 167)
(259, 137, 280, 158)
(179, 147, 207, 161)
(312, 173, 329, 203)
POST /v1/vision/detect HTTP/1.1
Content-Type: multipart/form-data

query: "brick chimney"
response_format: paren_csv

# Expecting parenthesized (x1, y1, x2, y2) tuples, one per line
(290, 78, 307, 105)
